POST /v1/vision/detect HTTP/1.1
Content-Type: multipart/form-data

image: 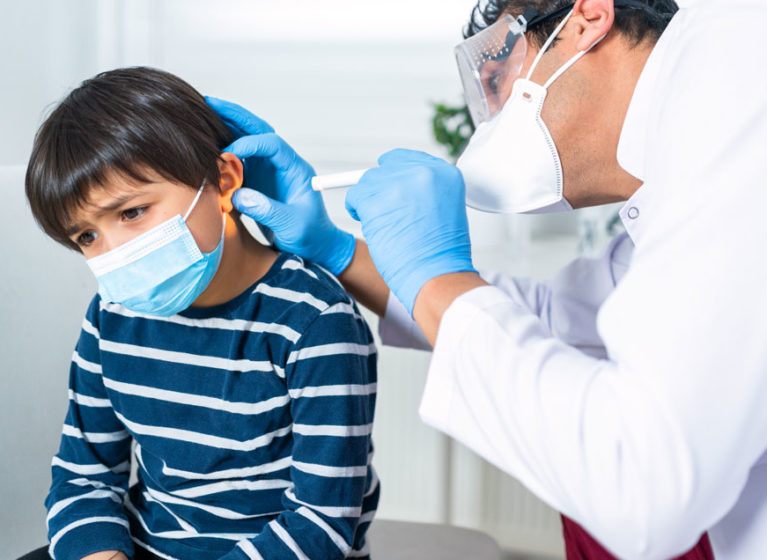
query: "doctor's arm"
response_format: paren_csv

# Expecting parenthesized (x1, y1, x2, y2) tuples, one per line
(345, 148, 767, 559)
(207, 97, 630, 353)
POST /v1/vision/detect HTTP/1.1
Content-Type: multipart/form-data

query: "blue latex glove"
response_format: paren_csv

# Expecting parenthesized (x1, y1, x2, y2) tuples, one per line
(206, 96, 356, 276)
(345, 149, 476, 315)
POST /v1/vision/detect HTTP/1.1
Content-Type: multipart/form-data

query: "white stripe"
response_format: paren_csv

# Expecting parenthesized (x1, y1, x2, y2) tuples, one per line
(115, 411, 292, 451)
(115, 411, 291, 452)
(102, 377, 289, 416)
(358, 510, 376, 525)
(52, 456, 130, 475)
(364, 469, 380, 498)
(287, 342, 376, 365)
(296, 506, 351, 554)
(101, 301, 301, 343)
(269, 520, 311, 560)
(161, 455, 292, 481)
(100, 339, 274, 373)
(72, 351, 102, 374)
(68, 478, 126, 495)
(237, 540, 265, 560)
(125, 495, 198, 538)
(62, 423, 130, 443)
(144, 486, 281, 520)
(293, 423, 373, 437)
(348, 540, 372, 557)
(124, 495, 259, 541)
(322, 301, 362, 321)
(46, 489, 121, 522)
(292, 460, 368, 478)
(284, 488, 361, 518)
(141, 490, 198, 533)
(171, 477, 292, 499)
(314, 264, 345, 289)
(81, 318, 100, 339)
(49, 516, 130, 554)
(132, 538, 179, 560)
(254, 284, 328, 311)
(281, 258, 318, 279)
(288, 383, 377, 399)
(69, 389, 111, 408)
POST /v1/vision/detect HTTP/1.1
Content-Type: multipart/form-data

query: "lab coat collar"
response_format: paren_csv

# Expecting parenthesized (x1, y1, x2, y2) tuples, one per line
(615, 12, 678, 244)
(615, 17, 674, 183)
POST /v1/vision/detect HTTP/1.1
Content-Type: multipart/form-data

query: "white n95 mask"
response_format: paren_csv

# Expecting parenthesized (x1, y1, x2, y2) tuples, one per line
(86, 179, 225, 317)
(456, 9, 602, 214)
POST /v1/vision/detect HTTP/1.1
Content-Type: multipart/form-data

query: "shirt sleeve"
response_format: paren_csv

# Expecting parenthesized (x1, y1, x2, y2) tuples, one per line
(220, 300, 378, 560)
(45, 297, 134, 560)
(379, 233, 634, 358)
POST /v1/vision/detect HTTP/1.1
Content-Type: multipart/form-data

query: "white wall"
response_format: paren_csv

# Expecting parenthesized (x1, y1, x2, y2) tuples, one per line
(0, 1, 621, 557)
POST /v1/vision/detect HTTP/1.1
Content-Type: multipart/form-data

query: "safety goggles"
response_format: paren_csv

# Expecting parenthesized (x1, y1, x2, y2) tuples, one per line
(455, 1, 648, 125)
(455, 4, 573, 126)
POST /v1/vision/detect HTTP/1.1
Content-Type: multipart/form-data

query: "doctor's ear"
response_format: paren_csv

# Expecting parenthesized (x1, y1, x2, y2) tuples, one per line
(571, 0, 615, 51)
(216, 152, 244, 213)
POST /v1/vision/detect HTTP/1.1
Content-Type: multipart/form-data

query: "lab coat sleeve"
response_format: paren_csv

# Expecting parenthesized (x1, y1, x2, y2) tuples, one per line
(379, 232, 634, 358)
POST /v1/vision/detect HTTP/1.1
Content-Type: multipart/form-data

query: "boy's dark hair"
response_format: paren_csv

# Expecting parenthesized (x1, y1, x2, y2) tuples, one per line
(465, 0, 679, 47)
(26, 66, 233, 251)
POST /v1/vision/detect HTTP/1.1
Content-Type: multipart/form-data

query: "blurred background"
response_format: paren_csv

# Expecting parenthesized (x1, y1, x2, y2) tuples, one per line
(0, 0, 624, 558)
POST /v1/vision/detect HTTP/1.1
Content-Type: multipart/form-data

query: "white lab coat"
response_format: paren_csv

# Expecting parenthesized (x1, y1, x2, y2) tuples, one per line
(379, 1, 767, 558)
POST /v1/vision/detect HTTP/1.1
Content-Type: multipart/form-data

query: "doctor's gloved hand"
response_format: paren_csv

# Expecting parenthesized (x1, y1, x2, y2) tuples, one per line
(206, 96, 356, 276)
(345, 149, 477, 315)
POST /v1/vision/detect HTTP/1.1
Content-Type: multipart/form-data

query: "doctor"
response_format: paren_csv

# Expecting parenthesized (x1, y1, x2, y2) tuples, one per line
(208, 0, 767, 558)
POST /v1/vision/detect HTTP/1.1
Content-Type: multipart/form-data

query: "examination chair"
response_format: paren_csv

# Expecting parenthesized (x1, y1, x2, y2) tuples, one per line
(368, 520, 503, 559)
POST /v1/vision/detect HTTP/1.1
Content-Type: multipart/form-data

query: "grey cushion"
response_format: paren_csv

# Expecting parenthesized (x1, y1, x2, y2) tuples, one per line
(367, 520, 503, 560)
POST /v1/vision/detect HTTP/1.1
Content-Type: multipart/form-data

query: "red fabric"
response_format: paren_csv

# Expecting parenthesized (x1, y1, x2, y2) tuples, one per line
(561, 515, 715, 560)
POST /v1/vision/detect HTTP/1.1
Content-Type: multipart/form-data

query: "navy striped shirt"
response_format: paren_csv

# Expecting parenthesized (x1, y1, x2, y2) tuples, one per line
(45, 253, 379, 560)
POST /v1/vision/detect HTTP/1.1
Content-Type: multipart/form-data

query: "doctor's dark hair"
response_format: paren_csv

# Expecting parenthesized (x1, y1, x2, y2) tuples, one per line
(25, 66, 233, 251)
(465, 0, 679, 46)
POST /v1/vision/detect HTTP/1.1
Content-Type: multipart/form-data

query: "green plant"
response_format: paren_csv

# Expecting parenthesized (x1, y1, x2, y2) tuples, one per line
(431, 102, 475, 161)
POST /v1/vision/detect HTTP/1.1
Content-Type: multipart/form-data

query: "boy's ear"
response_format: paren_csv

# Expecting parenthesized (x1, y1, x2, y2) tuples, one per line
(216, 152, 244, 213)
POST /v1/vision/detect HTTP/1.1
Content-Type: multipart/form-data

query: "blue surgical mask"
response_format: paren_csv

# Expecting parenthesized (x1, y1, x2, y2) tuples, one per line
(86, 179, 225, 317)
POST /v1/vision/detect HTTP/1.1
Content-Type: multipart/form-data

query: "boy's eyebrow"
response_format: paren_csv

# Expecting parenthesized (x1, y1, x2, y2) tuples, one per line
(64, 192, 142, 236)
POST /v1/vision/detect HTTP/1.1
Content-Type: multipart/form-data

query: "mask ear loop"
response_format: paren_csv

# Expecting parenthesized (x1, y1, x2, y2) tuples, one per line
(543, 32, 605, 89)
(184, 178, 208, 221)
(525, 9, 575, 80)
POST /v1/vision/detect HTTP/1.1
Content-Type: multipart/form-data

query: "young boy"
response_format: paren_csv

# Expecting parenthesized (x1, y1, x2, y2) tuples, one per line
(22, 67, 378, 560)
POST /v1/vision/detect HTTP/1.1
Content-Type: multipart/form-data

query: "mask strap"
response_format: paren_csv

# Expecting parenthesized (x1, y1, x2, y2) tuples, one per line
(542, 32, 605, 89)
(525, 9, 575, 80)
(184, 178, 208, 221)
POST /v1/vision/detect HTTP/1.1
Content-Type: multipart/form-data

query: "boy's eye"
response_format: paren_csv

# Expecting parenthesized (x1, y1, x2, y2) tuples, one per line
(77, 230, 98, 247)
(121, 206, 148, 221)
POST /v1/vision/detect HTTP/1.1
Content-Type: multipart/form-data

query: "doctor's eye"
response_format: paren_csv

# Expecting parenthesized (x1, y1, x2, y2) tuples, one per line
(76, 230, 98, 248)
(483, 70, 501, 96)
(121, 206, 148, 221)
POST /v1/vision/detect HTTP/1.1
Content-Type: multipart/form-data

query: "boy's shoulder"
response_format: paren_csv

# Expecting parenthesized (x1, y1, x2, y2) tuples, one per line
(256, 252, 355, 315)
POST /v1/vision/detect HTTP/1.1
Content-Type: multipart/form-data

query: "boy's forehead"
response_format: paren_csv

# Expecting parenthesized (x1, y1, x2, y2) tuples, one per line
(76, 177, 155, 213)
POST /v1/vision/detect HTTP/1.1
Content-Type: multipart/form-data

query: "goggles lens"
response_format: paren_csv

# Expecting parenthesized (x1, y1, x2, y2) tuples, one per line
(455, 14, 527, 126)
